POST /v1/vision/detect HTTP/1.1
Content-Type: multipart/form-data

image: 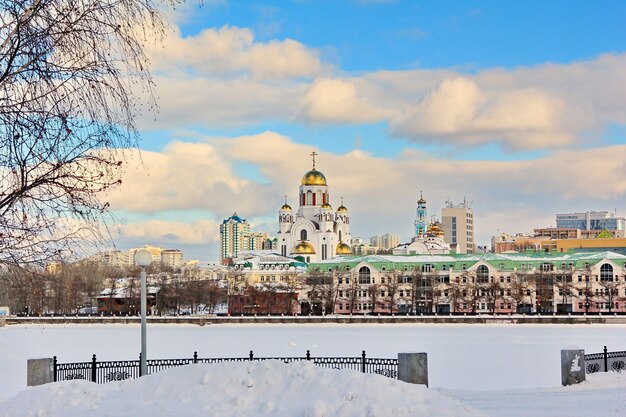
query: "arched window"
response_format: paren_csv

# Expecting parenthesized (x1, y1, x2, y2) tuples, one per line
(477, 265, 489, 283)
(600, 263, 614, 281)
(306, 190, 312, 205)
(300, 229, 308, 241)
(358, 266, 371, 284)
(339, 230, 342, 242)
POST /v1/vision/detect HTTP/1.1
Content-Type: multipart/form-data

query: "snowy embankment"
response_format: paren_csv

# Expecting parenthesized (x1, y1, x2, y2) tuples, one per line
(0, 360, 486, 417)
(442, 371, 626, 417)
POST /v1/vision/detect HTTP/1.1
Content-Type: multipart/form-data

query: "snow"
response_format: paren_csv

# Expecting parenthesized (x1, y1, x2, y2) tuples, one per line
(2, 323, 626, 416)
(0, 360, 486, 417)
(441, 372, 626, 417)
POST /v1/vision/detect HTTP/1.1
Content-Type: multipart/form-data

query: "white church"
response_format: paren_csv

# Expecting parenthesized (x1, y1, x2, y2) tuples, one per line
(277, 152, 352, 263)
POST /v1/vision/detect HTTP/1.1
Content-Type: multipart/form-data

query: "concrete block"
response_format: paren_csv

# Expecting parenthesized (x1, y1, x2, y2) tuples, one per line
(398, 352, 428, 386)
(27, 358, 54, 386)
(561, 349, 585, 386)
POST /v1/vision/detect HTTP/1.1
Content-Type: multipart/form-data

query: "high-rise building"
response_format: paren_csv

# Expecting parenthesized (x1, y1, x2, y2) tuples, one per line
(246, 232, 269, 252)
(369, 235, 381, 248)
(380, 234, 400, 250)
(161, 249, 184, 269)
(556, 211, 625, 232)
(92, 250, 128, 268)
(129, 245, 164, 266)
(220, 213, 251, 263)
(442, 199, 475, 254)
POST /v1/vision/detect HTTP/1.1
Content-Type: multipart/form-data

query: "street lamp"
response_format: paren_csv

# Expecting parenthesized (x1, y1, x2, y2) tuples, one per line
(134, 249, 152, 376)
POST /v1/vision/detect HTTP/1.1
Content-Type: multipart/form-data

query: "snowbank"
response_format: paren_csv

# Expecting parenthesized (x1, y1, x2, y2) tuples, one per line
(0, 360, 486, 417)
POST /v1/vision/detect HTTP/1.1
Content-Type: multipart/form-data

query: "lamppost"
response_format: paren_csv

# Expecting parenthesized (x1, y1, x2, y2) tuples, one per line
(134, 249, 152, 376)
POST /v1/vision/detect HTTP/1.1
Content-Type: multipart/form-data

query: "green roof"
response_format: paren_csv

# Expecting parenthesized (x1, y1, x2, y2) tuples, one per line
(308, 251, 626, 272)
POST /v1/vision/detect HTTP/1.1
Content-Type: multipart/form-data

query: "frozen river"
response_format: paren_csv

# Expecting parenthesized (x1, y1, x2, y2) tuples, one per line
(2, 323, 626, 398)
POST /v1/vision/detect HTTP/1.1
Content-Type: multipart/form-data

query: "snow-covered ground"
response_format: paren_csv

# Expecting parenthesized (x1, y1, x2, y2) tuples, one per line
(1, 323, 626, 416)
(0, 360, 488, 417)
(1, 358, 625, 417)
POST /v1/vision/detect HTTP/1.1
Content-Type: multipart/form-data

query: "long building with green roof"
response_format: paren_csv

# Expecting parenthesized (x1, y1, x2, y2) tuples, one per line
(306, 251, 626, 315)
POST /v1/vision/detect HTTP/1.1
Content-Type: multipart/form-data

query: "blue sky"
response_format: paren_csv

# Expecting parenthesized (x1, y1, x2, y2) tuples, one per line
(107, 0, 626, 262)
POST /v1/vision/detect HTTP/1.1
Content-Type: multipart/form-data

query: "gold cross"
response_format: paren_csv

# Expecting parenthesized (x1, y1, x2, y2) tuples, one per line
(310, 151, 318, 169)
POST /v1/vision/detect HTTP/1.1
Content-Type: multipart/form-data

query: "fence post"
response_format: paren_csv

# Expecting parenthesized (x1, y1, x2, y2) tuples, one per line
(53, 356, 57, 382)
(561, 349, 585, 386)
(397, 352, 428, 386)
(27, 358, 54, 386)
(249, 350, 254, 361)
(193, 351, 198, 364)
(361, 350, 366, 373)
(604, 346, 608, 372)
(306, 350, 311, 360)
(139, 353, 142, 377)
(91, 354, 97, 383)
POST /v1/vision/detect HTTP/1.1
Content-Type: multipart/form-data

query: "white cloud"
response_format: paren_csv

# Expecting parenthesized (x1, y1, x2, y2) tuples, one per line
(147, 25, 325, 80)
(389, 77, 570, 150)
(105, 140, 280, 216)
(139, 18, 626, 151)
(210, 133, 626, 245)
(105, 132, 626, 260)
(298, 78, 391, 123)
(118, 220, 220, 246)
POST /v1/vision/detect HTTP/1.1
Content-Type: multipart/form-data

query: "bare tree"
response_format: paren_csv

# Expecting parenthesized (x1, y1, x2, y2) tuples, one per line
(342, 271, 359, 314)
(510, 271, 531, 313)
(383, 271, 400, 314)
(0, 0, 176, 266)
(448, 275, 464, 313)
(461, 270, 478, 313)
(598, 277, 621, 314)
(367, 282, 380, 314)
(484, 279, 501, 314)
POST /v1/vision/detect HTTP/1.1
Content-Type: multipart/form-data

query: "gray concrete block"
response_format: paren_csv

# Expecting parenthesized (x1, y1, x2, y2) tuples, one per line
(561, 349, 585, 386)
(27, 358, 54, 386)
(398, 352, 428, 386)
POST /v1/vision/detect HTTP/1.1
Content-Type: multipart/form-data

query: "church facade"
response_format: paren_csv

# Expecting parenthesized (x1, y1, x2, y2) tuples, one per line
(278, 154, 352, 263)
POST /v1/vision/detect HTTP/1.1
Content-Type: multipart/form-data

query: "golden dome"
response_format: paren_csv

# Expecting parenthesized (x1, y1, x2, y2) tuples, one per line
(281, 203, 292, 211)
(321, 203, 332, 210)
(336, 242, 352, 255)
(291, 241, 316, 255)
(427, 222, 445, 237)
(337, 205, 348, 212)
(301, 169, 327, 186)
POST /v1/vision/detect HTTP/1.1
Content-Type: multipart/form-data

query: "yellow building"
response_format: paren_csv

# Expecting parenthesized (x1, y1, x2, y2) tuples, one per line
(550, 236, 626, 253)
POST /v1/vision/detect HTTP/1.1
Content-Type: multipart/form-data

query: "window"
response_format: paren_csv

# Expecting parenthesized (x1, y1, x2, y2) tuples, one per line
(477, 265, 489, 283)
(358, 266, 371, 284)
(600, 263, 614, 281)
(300, 229, 308, 241)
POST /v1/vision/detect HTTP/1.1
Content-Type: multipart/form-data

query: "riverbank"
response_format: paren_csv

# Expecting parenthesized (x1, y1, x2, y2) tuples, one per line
(5, 313, 626, 325)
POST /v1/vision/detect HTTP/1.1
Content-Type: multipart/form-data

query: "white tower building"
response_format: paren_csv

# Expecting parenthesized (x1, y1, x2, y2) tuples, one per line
(278, 152, 352, 263)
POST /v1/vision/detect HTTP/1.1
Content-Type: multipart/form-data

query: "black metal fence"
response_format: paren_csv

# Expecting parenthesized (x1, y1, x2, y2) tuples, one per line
(584, 346, 626, 374)
(54, 350, 398, 384)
